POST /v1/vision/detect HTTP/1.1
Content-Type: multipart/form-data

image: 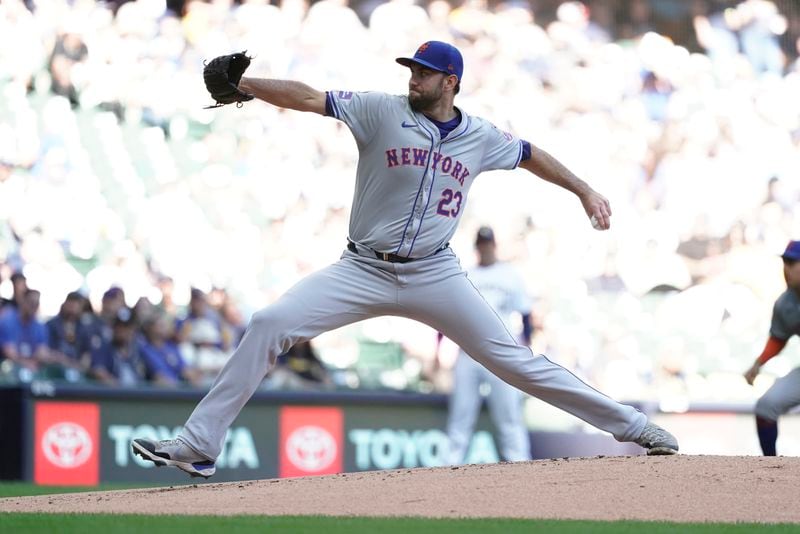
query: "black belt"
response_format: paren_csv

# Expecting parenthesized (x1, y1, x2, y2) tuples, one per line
(347, 240, 447, 263)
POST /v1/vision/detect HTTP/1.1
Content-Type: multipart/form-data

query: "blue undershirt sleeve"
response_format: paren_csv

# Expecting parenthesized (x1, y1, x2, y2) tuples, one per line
(521, 140, 532, 162)
(324, 91, 335, 117)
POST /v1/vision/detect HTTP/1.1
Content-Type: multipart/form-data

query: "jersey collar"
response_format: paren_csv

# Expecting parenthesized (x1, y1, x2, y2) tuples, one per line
(403, 98, 469, 141)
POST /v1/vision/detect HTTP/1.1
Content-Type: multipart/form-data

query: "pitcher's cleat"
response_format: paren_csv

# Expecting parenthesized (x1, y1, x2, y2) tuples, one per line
(132, 438, 216, 478)
(633, 421, 679, 455)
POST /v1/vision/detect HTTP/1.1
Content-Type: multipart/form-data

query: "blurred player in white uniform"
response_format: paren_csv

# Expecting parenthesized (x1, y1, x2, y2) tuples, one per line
(445, 226, 533, 464)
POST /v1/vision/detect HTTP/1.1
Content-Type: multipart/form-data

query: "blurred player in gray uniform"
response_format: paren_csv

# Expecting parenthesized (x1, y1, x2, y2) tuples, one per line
(132, 41, 678, 478)
(445, 226, 533, 464)
(744, 240, 800, 456)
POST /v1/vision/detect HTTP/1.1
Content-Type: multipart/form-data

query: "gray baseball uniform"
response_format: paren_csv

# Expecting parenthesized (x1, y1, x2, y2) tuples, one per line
(754, 289, 800, 421)
(447, 260, 532, 464)
(178, 90, 647, 460)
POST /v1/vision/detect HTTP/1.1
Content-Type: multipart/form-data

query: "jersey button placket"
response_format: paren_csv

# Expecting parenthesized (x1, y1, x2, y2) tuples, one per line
(407, 139, 440, 258)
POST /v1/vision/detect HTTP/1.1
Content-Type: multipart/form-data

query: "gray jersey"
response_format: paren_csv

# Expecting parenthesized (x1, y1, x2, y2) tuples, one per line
(770, 289, 800, 341)
(754, 288, 800, 423)
(327, 90, 524, 258)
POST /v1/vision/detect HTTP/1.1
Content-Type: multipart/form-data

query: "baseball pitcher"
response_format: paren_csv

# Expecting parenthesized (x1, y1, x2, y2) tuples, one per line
(132, 41, 678, 478)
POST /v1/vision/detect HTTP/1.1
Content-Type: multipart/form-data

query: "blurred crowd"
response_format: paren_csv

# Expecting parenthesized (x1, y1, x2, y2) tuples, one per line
(0, 269, 333, 389)
(0, 270, 236, 387)
(0, 0, 799, 403)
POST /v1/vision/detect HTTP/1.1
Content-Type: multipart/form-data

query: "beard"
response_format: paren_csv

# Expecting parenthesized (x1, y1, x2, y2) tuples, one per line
(408, 85, 443, 112)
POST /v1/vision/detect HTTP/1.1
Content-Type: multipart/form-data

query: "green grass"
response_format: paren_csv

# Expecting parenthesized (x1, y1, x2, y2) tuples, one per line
(1, 515, 799, 533)
(1, 484, 798, 533)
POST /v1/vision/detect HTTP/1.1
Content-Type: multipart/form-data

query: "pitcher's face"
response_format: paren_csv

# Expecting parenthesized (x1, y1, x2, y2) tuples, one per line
(407, 65, 447, 111)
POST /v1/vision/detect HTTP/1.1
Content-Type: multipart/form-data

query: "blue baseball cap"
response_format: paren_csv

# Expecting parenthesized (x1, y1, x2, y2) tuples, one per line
(396, 41, 463, 81)
(781, 240, 800, 261)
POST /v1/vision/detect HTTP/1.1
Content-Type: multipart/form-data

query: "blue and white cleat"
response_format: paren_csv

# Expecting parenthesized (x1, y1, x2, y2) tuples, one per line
(131, 438, 216, 479)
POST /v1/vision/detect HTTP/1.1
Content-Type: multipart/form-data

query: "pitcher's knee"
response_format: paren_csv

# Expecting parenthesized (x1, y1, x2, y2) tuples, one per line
(250, 296, 301, 330)
(246, 305, 298, 358)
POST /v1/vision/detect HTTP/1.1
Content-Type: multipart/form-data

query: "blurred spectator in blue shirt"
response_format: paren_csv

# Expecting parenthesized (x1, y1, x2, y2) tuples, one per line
(138, 313, 202, 388)
(44, 290, 91, 380)
(85, 286, 127, 350)
(0, 289, 49, 378)
(100, 286, 126, 323)
(89, 307, 147, 387)
(175, 288, 223, 348)
(133, 296, 158, 326)
(77, 292, 108, 356)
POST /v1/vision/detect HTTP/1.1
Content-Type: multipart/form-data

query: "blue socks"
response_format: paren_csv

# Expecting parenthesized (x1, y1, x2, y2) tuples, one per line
(756, 416, 778, 456)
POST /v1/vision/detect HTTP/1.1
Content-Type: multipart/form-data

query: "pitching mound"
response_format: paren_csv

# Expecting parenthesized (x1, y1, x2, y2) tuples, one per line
(1, 455, 797, 523)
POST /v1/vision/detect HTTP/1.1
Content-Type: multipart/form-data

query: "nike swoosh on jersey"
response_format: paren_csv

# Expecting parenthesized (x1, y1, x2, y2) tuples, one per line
(401, 121, 415, 128)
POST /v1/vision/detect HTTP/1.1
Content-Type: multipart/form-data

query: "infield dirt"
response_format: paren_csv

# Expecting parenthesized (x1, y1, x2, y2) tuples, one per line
(1, 455, 797, 523)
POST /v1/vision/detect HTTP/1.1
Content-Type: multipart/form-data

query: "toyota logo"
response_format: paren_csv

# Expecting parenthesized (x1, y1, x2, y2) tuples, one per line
(285, 426, 337, 472)
(41, 422, 93, 468)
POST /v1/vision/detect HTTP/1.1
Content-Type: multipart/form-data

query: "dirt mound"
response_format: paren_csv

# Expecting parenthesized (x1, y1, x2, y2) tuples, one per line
(1, 455, 796, 523)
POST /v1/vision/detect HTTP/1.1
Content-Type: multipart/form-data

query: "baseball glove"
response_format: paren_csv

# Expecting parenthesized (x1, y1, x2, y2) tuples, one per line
(203, 51, 254, 108)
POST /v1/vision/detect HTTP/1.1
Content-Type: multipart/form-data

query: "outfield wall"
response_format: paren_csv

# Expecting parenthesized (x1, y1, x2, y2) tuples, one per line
(1, 383, 793, 486)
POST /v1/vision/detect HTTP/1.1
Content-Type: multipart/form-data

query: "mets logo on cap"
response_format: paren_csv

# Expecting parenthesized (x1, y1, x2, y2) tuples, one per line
(417, 42, 430, 54)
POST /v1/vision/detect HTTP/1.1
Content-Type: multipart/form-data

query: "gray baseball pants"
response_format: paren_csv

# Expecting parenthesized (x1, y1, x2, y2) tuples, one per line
(180, 247, 647, 459)
(754, 367, 800, 421)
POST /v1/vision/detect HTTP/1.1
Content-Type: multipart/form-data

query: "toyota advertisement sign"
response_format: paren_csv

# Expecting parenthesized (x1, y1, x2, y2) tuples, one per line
(34, 402, 99, 485)
(280, 406, 343, 478)
(27, 395, 500, 485)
